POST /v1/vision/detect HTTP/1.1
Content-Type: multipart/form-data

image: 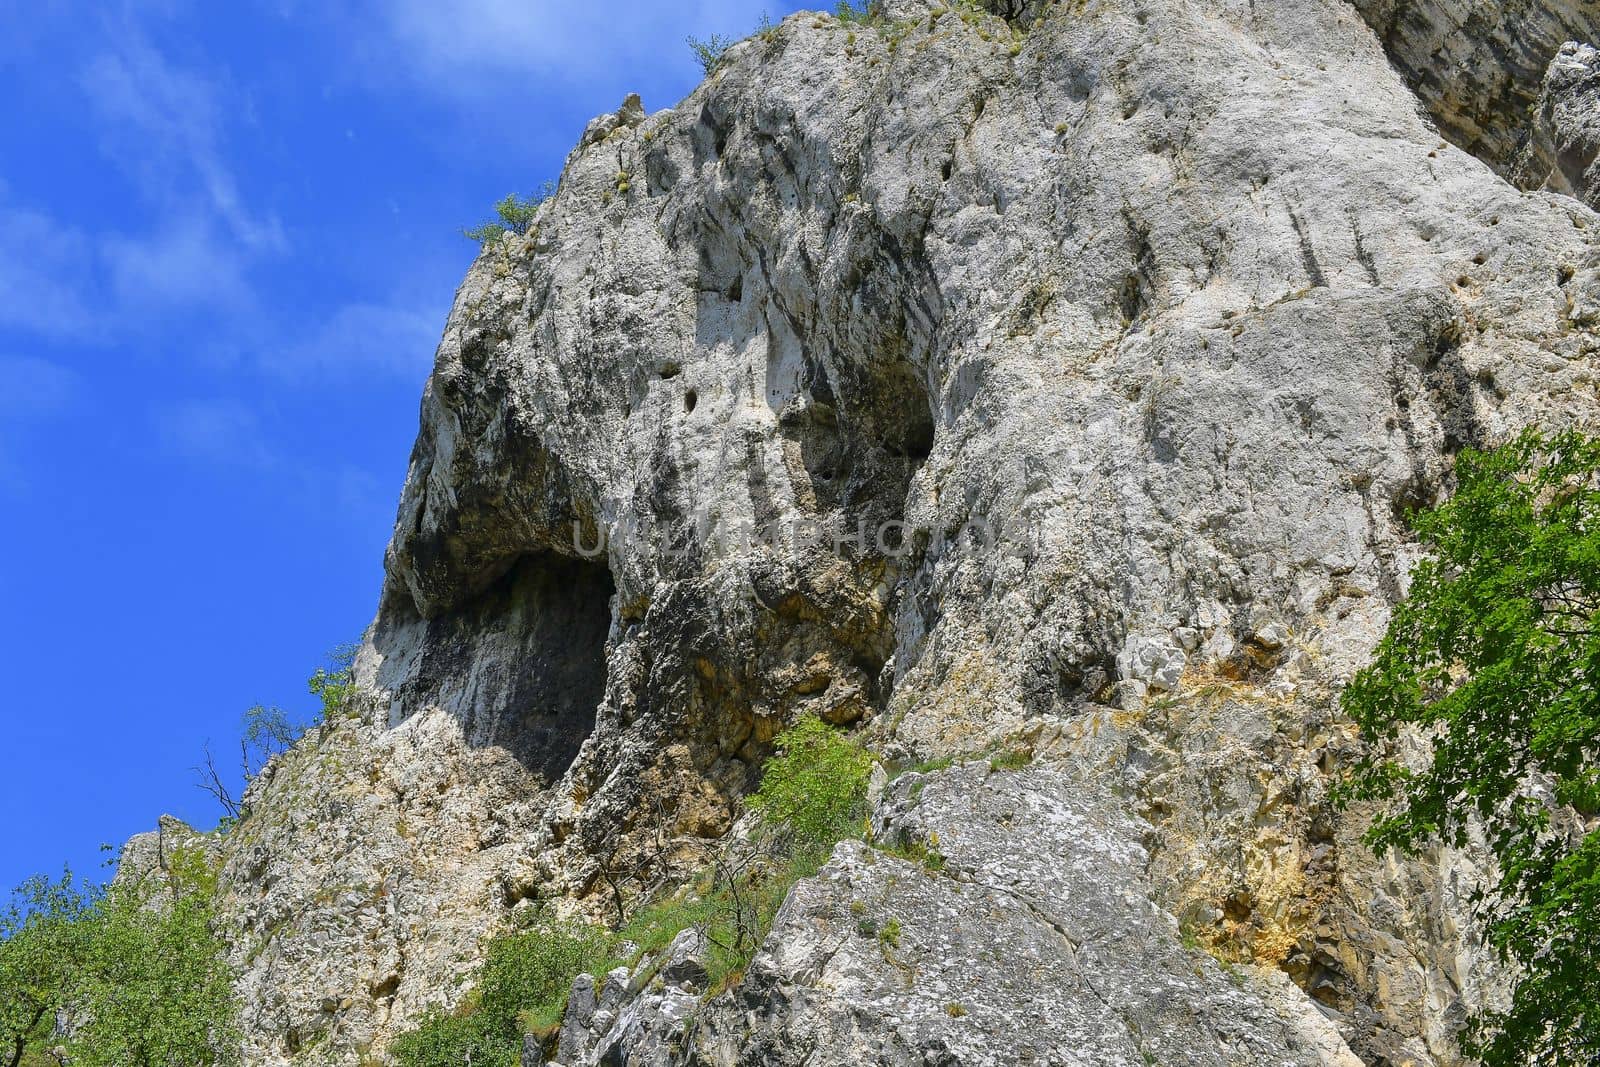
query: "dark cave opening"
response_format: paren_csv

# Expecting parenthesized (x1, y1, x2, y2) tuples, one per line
(486, 553, 615, 783)
(381, 551, 616, 786)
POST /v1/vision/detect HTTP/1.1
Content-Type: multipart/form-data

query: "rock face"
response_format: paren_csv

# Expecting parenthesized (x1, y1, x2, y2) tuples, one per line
(694, 763, 1363, 1067)
(1349, 0, 1598, 177)
(1515, 41, 1600, 209)
(162, 0, 1600, 1063)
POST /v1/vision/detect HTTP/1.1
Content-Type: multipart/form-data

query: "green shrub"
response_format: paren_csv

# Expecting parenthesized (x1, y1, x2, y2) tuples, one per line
(308, 643, 360, 723)
(392, 720, 878, 1057)
(686, 33, 734, 75)
(463, 185, 554, 248)
(2, 863, 239, 1067)
(749, 716, 874, 856)
(241, 703, 303, 776)
(392, 918, 608, 1067)
(388, 1011, 497, 1067)
(480, 921, 608, 1039)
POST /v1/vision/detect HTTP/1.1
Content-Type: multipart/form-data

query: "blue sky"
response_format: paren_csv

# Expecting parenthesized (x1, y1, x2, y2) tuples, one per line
(0, 0, 805, 893)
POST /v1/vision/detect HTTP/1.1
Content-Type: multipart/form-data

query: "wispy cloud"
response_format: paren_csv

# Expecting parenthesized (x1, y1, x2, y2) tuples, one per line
(157, 397, 279, 470)
(0, 355, 84, 494)
(0, 205, 98, 339)
(102, 217, 253, 313)
(80, 32, 286, 253)
(0, 23, 276, 350)
(343, 0, 775, 96)
(272, 300, 445, 383)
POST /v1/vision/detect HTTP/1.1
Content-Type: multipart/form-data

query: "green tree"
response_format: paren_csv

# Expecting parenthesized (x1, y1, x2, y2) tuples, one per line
(309, 642, 360, 723)
(686, 33, 734, 75)
(0, 872, 96, 1067)
(1339, 428, 1600, 1065)
(67, 853, 240, 1067)
(240, 703, 302, 776)
(1, 857, 239, 1067)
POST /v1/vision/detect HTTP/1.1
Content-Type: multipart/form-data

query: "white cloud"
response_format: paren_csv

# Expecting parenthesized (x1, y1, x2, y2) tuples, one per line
(0, 207, 98, 339)
(80, 33, 286, 253)
(102, 217, 253, 313)
(346, 0, 772, 95)
(0, 355, 84, 495)
(274, 300, 446, 383)
(0, 25, 280, 349)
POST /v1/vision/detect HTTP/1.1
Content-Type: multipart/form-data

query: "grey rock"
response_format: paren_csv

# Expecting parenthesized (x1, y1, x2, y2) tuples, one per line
(1515, 41, 1600, 209)
(658, 929, 710, 992)
(690, 763, 1362, 1066)
(128, 0, 1600, 1062)
(1349, 0, 1599, 173)
(558, 973, 600, 1065)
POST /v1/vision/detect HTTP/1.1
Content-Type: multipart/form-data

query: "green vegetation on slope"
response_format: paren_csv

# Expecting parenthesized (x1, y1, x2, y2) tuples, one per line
(0, 852, 238, 1067)
(391, 716, 876, 1066)
(463, 187, 554, 248)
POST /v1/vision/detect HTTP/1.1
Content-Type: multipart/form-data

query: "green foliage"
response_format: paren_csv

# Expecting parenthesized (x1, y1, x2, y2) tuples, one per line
(393, 719, 877, 1061)
(308, 642, 360, 724)
(988, 746, 1032, 772)
(834, 1, 879, 23)
(241, 703, 303, 777)
(388, 1011, 497, 1067)
(463, 185, 553, 248)
(1338, 428, 1600, 1066)
(686, 33, 734, 75)
(748, 716, 874, 854)
(0, 872, 96, 1067)
(0, 857, 239, 1067)
(875, 834, 946, 873)
(480, 921, 608, 1039)
(68, 873, 239, 1067)
(392, 919, 608, 1067)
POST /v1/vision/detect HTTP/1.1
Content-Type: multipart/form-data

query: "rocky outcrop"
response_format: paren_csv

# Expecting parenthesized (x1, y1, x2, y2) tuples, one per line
(1514, 41, 1600, 209)
(1348, 0, 1598, 181)
(158, 0, 1600, 1063)
(693, 762, 1363, 1067)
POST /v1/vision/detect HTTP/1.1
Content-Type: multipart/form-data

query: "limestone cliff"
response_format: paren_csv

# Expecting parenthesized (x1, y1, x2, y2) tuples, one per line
(135, 1, 1600, 1063)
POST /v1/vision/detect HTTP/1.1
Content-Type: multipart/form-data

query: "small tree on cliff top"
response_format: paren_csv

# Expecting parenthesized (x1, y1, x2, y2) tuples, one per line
(1338, 428, 1600, 1065)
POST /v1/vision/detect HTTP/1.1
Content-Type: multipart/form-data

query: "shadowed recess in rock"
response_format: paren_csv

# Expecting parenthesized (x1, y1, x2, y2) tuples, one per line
(375, 552, 615, 784)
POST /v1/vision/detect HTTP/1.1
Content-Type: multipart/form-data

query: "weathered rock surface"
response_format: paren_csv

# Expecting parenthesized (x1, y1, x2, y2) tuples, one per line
(1515, 41, 1600, 209)
(1349, 0, 1598, 179)
(137, 0, 1600, 1062)
(691, 762, 1362, 1067)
